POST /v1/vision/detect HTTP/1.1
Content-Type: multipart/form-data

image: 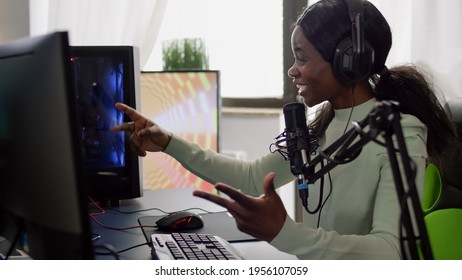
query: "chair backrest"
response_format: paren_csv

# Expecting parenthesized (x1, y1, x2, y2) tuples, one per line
(423, 163, 442, 213)
(441, 97, 462, 191)
(446, 97, 462, 137)
(424, 208, 462, 259)
(423, 163, 462, 259)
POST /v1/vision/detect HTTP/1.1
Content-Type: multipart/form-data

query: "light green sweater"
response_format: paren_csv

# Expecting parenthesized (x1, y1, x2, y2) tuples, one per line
(164, 98, 428, 259)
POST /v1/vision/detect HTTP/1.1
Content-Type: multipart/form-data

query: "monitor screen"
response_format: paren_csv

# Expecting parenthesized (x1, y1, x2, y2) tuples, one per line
(70, 46, 143, 204)
(0, 32, 93, 259)
(140, 71, 220, 192)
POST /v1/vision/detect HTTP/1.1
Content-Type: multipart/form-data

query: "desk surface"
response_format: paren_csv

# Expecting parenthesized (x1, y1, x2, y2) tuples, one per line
(91, 188, 296, 260)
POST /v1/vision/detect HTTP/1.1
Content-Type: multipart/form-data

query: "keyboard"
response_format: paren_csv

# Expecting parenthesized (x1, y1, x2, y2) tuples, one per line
(150, 232, 245, 260)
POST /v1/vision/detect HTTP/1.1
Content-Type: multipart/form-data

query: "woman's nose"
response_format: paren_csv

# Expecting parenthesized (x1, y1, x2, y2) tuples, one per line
(287, 66, 297, 79)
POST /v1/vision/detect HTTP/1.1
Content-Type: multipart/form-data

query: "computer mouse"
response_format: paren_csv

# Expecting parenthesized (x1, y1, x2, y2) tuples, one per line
(156, 211, 204, 231)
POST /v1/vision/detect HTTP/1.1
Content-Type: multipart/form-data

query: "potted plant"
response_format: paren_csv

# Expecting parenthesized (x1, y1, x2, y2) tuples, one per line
(162, 38, 209, 70)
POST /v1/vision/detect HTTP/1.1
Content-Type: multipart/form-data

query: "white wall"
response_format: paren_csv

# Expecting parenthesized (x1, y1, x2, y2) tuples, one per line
(220, 109, 281, 160)
(0, 0, 29, 43)
(220, 109, 296, 219)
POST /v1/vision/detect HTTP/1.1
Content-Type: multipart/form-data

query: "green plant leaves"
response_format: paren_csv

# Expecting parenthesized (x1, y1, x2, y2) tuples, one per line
(162, 38, 209, 70)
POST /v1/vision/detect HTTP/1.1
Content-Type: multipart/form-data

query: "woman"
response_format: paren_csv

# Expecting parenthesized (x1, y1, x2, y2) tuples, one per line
(111, 0, 456, 259)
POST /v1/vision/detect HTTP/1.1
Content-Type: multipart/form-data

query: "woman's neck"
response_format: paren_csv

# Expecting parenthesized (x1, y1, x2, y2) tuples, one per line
(331, 82, 374, 109)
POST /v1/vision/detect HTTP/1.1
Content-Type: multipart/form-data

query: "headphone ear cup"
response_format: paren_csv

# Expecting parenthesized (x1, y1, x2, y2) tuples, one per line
(333, 36, 374, 84)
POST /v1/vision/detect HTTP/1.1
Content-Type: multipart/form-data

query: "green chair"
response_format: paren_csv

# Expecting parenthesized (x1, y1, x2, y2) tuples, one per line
(422, 163, 442, 213)
(423, 163, 462, 259)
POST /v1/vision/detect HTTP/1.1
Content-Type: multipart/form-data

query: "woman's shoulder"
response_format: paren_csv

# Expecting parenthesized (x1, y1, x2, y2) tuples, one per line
(400, 113, 426, 130)
(399, 113, 428, 150)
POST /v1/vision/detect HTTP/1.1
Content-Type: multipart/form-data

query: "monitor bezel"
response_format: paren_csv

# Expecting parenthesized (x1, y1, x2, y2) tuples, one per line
(0, 32, 93, 259)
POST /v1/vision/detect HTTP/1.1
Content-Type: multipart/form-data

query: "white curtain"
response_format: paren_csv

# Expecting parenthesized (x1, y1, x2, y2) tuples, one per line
(308, 0, 462, 100)
(409, 0, 462, 100)
(31, 0, 462, 99)
(29, 0, 168, 68)
(378, 0, 462, 100)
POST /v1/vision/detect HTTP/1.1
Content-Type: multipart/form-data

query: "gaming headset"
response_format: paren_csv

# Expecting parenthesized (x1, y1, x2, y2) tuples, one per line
(333, 0, 375, 85)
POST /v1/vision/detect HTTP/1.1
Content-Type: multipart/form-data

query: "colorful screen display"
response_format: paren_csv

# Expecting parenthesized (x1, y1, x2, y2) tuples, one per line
(140, 71, 219, 191)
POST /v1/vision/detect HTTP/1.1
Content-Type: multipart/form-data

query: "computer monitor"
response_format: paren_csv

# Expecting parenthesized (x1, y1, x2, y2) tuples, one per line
(140, 70, 220, 191)
(0, 32, 93, 259)
(70, 46, 143, 205)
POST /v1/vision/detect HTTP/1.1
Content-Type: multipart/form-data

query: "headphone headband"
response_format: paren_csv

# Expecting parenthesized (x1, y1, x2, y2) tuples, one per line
(332, 0, 374, 85)
(345, 0, 363, 20)
(345, 0, 365, 61)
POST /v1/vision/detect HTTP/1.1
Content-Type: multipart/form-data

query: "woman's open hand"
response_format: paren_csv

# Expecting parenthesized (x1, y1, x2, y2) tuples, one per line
(193, 172, 287, 242)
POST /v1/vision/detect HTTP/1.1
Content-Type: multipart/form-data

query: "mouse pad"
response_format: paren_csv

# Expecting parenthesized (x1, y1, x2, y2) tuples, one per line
(138, 211, 256, 243)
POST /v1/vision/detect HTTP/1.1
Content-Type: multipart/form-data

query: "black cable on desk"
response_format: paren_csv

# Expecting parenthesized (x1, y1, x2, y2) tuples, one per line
(93, 242, 150, 259)
(93, 244, 120, 260)
(108, 207, 214, 215)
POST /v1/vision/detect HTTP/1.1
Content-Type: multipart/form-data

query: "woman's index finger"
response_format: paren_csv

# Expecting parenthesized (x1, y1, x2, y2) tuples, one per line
(115, 102, 143, 121)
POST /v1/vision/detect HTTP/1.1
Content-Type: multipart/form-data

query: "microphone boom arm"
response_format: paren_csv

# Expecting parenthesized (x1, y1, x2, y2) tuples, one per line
(301, 101, 432, 260)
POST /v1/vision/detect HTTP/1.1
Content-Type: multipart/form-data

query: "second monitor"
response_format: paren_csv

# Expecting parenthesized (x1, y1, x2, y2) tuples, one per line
(140, 70, 220, 191)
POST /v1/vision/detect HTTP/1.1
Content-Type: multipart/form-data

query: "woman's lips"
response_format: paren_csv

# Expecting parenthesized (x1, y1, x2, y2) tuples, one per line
(296, 84, 308, 96)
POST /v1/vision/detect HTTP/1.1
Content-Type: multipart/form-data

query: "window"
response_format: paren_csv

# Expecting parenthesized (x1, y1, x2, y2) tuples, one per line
(143, 0, 306, 108)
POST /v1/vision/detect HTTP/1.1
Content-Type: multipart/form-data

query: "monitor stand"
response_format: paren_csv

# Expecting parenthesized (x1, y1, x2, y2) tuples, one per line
(95, 199, 121, 208)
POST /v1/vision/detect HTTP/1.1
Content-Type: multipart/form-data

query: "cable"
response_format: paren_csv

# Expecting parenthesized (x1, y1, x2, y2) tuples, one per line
(88, 196, 216, 231)
(108, 207, 171, 215)
(93, 244, 120, 260)
(343, 86, 356, 134)
(93, 242, 150, 258)
(304, 161, 325, 215)
(116, 242, 151, 254)
(309, 91, 354, 221)
(88, 196, 152, 230)
(108, 207, 214, 215)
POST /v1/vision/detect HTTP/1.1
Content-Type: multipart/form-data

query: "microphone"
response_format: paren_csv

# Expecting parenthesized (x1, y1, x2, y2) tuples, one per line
(283, 102, 311, 209)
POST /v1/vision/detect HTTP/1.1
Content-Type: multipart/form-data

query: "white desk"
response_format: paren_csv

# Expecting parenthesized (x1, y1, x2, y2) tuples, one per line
(91, 188, 296, 260)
